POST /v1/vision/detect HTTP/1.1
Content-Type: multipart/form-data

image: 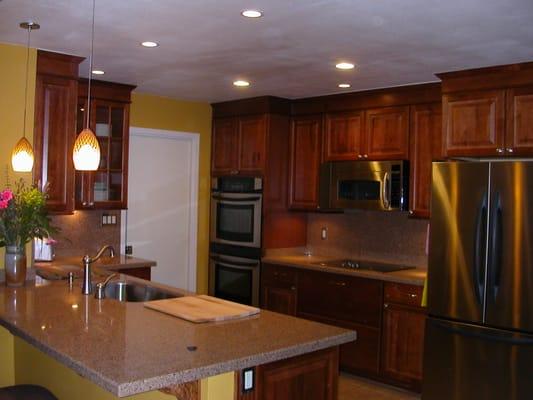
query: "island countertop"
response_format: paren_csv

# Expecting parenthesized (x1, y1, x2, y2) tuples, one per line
(0, 277, 355, 397)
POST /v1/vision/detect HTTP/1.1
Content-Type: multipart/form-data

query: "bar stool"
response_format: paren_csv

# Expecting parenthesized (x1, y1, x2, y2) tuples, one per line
(0, 385, 57, 400)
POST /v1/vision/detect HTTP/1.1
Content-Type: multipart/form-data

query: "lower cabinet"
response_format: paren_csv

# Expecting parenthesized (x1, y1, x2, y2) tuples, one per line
(260, 263, 426, 392)
(236, 347, 339, 400)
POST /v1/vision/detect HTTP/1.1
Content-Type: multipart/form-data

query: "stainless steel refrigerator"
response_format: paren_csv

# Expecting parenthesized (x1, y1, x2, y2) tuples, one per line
(423, 160, 533, 400)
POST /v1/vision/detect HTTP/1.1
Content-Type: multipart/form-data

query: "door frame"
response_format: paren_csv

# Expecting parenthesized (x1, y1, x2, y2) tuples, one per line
(121, 127, 200, 292)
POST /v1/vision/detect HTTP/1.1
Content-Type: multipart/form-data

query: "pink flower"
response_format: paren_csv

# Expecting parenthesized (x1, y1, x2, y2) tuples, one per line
(0, 200, 8, 209)
(1, 189, 13, 202)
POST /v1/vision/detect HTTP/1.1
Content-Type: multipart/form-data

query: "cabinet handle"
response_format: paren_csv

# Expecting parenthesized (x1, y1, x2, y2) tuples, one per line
(89, 202, 94, 206)
(409, 293, 418, 299)
(409, 210, 414, 215)
(290, 286, 296, 291)
(507, 148, 514, 153)
(363, 154, 368, 159)
(496, 148, 504, 154)
(256, 152, 260, 162)
(384, 303, 389, 309)
(328, 280, 347, 287)
(231, 170, 239, 175)
(82, 201, 87, 206)
(357, 154, 363, 159)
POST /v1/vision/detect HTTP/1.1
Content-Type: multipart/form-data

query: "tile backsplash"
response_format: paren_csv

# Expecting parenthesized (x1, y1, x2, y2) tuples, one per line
(307, 211, 429, 267)
(49, 210, 121, 258)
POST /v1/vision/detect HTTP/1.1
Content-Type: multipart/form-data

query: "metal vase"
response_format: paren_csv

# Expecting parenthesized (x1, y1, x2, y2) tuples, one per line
(4, 245, 27, 287)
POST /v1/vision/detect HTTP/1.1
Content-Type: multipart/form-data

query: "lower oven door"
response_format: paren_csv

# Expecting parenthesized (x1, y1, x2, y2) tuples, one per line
(208, 253, 260, 306)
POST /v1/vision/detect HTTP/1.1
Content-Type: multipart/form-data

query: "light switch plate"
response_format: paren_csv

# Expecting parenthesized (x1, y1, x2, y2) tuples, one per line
(242, 367, 254, 392)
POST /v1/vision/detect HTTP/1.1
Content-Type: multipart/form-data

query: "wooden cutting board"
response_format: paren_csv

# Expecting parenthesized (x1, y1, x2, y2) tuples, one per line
(144, 295, 260, 323)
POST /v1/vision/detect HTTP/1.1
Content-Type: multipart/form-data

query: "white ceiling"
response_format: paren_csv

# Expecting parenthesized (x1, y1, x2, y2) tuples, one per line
(0, 0, 532, 102)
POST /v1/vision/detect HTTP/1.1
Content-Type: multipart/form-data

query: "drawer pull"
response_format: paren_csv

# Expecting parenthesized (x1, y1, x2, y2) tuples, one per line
(290, 286, 296, 291)
(328, 281, 347, 287)
(409, 294, 418, 299)
(384, 303, 389, 309)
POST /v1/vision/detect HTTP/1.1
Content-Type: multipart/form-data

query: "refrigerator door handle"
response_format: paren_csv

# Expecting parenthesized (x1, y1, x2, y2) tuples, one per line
(473, 193, 488, 304)
(433, 319, 533, 345)
(489, 192, 503, 301)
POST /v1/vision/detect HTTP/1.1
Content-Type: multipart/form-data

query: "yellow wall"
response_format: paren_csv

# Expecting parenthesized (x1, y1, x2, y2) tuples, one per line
(129, 93, 212, 294)
(14, 336, 234, 400)
(0, 327, 15, 387)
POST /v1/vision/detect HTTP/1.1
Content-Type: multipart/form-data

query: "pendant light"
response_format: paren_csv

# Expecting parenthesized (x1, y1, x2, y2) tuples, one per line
(11, 22, 39, 172)
(73, 0, 101, 171)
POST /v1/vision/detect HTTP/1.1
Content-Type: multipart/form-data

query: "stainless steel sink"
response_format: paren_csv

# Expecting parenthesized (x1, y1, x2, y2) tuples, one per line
(101, 281, 180, 302)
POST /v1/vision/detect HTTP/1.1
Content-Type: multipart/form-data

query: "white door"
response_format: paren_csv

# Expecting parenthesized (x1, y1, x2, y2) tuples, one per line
(123, 127, 199, 291)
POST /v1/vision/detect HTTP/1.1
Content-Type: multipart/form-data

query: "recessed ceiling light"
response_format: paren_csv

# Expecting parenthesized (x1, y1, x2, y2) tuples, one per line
(335, 62, 355, 70)
(338, 83, 351, 88)
(241, 9, 263, 18)
(91, 70, 105, 75)
(141, 41, 159, 48)
(233, 80, 250, 87)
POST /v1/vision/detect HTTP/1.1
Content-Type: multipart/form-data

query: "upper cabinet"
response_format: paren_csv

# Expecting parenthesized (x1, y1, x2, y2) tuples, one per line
(288, 115, 323, 210)
(211, 115, 266, 175)
(33, 50, 84, 214)
(409, 104, 442, 218)
(365, 106, 409, 160)
(323, 106, 409, 161)
(439, 62, 533, 158)
(76, 80, 135, 210)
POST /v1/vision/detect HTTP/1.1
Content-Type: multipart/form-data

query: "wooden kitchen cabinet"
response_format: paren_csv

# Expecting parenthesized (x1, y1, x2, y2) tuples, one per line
(506, 85, 533, 155)
(409, 103, 442, 218)
(76, 80, 134, 210)
(365, 106, 410, 160)
(381, 283, 426, 391)
(33, 51, 84, 214)
(237, 347, 339, 400)
(261, 264, 297, 316)
(323, 111, 364, 161)
(288, 115, 322, 210)
(442, 90, 505, 157)
(211, 115, 266, 175)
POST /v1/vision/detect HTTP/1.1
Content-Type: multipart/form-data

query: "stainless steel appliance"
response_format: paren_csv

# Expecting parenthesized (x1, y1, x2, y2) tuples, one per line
(209, 253, 260, 306)
(423, 161, 533, 400)
(312, 259, 415, 273)
(210, 176, 262, 248)
(319, 160, 409, 211)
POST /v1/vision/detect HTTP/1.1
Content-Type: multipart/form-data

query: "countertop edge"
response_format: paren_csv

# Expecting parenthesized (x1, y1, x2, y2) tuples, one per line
(116, 331, 356, 397)
(262, 256, 427, 286)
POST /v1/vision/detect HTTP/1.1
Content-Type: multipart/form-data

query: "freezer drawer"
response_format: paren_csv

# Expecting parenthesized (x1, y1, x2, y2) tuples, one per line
(422, 317, 533, 400)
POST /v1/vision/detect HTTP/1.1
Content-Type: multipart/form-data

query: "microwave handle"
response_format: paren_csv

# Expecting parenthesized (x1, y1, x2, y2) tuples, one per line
(210, 255, 259, 268)
(382, 172, 391, 210)
(212, 195, 261, 202)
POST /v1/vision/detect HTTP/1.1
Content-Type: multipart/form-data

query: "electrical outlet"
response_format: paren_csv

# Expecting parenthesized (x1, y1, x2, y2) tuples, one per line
(125, 245, 133, 255)
(321, 227, 328, 240)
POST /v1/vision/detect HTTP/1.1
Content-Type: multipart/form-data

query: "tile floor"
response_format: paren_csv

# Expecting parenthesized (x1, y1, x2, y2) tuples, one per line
(338, 373, 421, 400)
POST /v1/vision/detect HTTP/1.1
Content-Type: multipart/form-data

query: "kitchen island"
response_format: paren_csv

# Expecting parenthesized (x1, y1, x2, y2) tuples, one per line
(0, 275, 355, 399)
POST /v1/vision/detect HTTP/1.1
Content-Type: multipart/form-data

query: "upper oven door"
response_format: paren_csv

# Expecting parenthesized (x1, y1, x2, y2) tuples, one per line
(210, 192, 262, 248)
(325, 161, 393, 211)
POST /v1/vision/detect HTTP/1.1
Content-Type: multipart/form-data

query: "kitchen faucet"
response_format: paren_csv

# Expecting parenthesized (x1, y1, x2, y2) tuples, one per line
(81, 245, 116, 295)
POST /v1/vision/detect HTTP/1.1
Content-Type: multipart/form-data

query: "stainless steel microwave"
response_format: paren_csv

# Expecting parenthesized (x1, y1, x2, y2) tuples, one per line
(319, 160, 409, 211)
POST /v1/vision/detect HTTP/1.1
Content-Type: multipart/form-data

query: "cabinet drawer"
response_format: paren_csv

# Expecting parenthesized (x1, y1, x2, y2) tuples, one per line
(384, 282, 423, 307)
(298, 270, 383, 327)
(262, 263, 297, 285)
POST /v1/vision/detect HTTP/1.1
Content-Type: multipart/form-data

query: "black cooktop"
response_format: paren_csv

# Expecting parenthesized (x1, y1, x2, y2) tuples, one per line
(312, 259, 415, 273)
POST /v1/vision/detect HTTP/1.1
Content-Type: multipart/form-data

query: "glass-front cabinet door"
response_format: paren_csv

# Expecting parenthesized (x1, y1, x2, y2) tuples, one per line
(75, 98, 129, 209)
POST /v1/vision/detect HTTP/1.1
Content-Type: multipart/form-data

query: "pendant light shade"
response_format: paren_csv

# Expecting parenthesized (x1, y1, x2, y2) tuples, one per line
(11, 137, 34, 172)
(73, 128, 101, 171)
(12, 22, 39, 173)
(74, 0, 101, 171)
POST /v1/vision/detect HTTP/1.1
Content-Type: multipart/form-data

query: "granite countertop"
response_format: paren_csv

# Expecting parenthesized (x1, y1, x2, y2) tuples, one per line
(0, 277, 355, 397)
(34, 255, 156, 278)
(262, 253, 427, 286)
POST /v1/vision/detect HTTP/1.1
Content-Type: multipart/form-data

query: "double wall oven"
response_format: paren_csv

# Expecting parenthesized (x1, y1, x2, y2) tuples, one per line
(209, 176, 262, 306)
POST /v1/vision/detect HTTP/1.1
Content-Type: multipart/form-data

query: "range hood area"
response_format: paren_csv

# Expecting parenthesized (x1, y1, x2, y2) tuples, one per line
(318, 160, 410, 212)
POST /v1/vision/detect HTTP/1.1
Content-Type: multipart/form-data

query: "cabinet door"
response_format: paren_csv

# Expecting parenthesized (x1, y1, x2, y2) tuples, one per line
(256, 348, 338, 400)
(442, 90, 505, 157)
(506, 86, 533, 156)
(33, 74, 77, 214)
(288, 116, 322, 210)
(212, 118, 239, 174)
(261, 285, 297, 316)
(76, 100, 129, 209)
(409, 104, 442, 218)
(238, 115, 267, 174)
(365, 106, 409, 160)
(324, 111, 364, 161)
(381, 303, 426, 389)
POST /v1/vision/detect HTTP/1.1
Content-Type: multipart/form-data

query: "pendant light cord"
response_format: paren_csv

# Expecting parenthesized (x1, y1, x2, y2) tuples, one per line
(22, 25, 31, 139)
(86, 0, 96, 129)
